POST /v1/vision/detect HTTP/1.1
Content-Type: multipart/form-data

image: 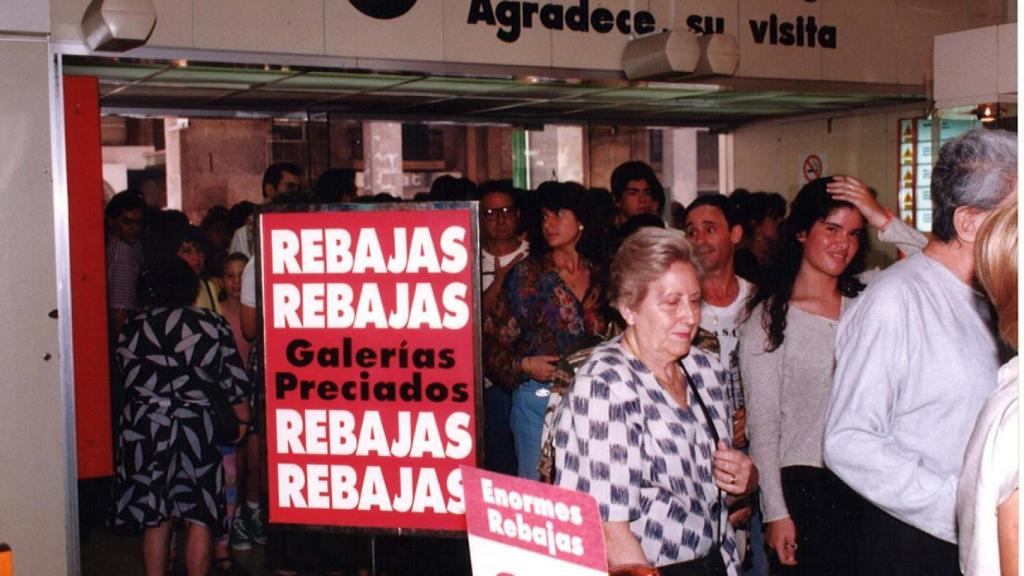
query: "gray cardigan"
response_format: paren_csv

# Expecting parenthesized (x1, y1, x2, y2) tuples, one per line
(738, 218, 926, 522)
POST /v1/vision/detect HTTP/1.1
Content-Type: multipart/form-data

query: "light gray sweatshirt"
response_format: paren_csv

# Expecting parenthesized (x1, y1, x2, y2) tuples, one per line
(824, 252, 999, 543)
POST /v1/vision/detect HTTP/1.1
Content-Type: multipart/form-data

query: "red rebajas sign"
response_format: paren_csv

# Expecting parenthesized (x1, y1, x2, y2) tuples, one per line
(259, 205, 480, 532)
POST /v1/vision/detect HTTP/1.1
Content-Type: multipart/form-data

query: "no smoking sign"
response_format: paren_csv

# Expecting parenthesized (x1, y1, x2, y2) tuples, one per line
(800, 153, 827, 183)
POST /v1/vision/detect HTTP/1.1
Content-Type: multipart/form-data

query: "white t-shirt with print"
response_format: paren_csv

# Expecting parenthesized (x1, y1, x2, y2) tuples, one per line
(700, 276, 753, 411)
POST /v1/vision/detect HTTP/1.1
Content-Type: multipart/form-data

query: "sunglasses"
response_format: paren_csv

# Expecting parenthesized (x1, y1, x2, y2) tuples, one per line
(482, 206, 518, 221)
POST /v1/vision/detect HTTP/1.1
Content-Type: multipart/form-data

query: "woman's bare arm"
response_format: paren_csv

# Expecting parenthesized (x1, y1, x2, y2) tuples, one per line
(604, 521, 649, 571)
(241, 303, 258, 342)
(997, 489, 1018, 576)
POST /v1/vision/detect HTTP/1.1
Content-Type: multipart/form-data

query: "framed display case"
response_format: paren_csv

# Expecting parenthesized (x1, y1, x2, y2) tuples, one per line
(897, 117, 980, 232)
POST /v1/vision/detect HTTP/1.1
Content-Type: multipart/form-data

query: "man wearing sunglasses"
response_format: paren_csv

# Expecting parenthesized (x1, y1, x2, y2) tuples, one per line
(478, 180, 529, 477)
(479, 181, 529, 315)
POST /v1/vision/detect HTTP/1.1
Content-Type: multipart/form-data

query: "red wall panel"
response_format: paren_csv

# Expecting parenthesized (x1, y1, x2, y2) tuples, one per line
(64, 75, 113, 478)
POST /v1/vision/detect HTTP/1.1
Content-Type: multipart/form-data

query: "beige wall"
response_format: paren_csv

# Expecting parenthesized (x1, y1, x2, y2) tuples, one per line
(732, 104, 923, 267)
(933, 23, 1017, 109)
(0, 37, 69, 575)
(173, 119, 512, 214)
(465, 126, 514, 184)
(49, 0, 1005, 85)
(177, 118, 271, 221)
(528, 125, 584, 188)
(587, 125, 653, 189)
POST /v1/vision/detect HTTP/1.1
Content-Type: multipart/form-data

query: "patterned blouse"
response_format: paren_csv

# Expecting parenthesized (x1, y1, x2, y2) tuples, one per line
(552, 337, 740, 573)
(113, 306, 251, 531)
(483, 254, 608, 390)
(118, 306, 251, 411)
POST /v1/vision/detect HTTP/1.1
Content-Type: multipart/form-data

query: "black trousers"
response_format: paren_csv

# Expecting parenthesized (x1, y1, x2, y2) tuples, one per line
(774, 466, 863, 576)
(855, 499, 959, 576)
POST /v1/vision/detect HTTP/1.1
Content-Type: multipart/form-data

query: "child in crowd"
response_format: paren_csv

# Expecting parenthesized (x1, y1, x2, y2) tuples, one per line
(214, 252, 251, 574)
(219, 253, 251, 369)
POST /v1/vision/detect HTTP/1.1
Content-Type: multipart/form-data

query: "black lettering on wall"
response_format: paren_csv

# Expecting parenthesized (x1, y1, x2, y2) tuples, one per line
(496, 1, 523, 42)
(465, 0, 659, 41)
(467, 0, 496, 25)
(748, 14, 837, 48)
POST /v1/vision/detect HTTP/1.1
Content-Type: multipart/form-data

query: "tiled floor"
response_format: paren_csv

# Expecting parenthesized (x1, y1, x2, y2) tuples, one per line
(78, 502, 473, 575)
(80, 524, 475, 576)
(80, 522, 271, 575)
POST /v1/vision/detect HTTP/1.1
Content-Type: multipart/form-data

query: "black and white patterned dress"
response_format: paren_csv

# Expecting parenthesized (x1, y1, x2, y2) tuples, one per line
(553, 336, 740, 574)
(113, 306, 251, 533)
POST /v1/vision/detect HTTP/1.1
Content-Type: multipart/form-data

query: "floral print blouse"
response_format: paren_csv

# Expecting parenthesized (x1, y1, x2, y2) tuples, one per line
(483, 254, 608, 390)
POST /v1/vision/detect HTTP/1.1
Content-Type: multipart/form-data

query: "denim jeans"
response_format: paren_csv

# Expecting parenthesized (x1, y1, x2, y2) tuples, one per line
(483, 384, 518, 476)
(510, 379, 550, 480)
(745, 503, 769, 576)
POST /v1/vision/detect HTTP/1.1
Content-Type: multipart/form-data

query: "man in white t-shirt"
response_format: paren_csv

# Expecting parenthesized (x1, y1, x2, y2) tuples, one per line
(229, 162, 302, 258)
(685, 194, 752, 442)
(685, 193, 763, 575)
(479, 182, 528, 314)
(478, 182, 528, 476)
(233, 165, 300, 550)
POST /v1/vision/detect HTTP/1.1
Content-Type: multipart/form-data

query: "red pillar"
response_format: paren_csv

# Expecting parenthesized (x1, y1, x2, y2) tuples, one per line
(63, 75, 113, 479)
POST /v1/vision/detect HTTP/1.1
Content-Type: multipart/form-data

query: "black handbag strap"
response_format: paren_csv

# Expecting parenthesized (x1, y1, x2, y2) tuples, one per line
(684, 367, 720, 445)
(682, 363, 724, 547)
(202, 278, 217, 308)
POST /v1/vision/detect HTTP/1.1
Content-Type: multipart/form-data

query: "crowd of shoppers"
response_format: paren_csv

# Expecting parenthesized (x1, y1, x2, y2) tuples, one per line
(104, 128, 1017, 576)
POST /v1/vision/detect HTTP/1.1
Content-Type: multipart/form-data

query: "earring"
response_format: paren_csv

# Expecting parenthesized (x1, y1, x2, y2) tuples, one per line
(578, 224, 584, 231)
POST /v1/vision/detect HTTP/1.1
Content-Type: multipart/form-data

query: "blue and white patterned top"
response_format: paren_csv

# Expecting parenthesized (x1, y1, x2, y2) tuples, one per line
(553, 336, 739, 573)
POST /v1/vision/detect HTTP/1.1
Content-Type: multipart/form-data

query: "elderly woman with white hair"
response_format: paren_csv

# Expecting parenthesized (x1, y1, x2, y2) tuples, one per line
(552, 227, 757, 576)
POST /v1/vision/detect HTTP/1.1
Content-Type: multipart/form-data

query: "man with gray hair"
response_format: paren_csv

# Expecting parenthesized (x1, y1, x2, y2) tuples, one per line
(823, 128, 1016, 576)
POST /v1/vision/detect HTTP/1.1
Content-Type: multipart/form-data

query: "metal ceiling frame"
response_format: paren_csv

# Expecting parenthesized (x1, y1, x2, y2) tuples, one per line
(60, 47, 927, 129)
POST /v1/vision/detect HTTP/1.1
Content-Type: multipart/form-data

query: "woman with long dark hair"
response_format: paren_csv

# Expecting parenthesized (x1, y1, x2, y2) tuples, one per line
(484, 181, 610, 480)
(738, 176, 925, 574)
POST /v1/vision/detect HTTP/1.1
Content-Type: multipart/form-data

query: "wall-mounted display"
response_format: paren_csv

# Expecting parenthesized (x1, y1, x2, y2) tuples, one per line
(896, 117, 979, 232)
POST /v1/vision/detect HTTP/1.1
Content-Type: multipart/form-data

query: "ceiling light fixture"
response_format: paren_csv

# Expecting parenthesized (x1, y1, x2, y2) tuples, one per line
(975, 103, 997, 123)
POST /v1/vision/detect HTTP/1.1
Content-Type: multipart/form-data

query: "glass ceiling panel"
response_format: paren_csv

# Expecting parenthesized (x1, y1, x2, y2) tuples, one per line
(585, 87, 719, 103)
(154, 66, 294, 86)
(66, 56, 925, 126)
(394, 77, 519, 95)
(493, 83, 626, 99)
(64, 63, 168, 82)
(276, 72, 423, 91)
(104, 85, 234, 99)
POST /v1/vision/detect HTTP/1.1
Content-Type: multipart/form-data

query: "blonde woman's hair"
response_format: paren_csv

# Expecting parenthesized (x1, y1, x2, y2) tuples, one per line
(609, 227, 702, 313)
(975, 199, 1018, 349)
